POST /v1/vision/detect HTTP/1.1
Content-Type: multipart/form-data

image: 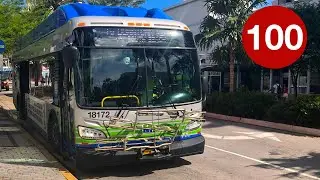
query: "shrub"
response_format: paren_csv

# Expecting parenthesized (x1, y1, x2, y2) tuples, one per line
(265, 95, 320, 128)
(206, 91, 277, 119)
(264, 101, 299, 124)
(206, 92, 320, 129)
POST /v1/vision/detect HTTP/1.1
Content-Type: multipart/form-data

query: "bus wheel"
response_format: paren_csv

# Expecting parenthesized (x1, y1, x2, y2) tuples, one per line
(48, 113, 61, 153)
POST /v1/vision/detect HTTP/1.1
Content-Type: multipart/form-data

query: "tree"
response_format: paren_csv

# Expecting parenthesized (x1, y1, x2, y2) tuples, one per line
(196, 0, 266, 92)
(0, 1, 49, 56)
(289, 58, 308, 98)
(289, 3, 320, 98)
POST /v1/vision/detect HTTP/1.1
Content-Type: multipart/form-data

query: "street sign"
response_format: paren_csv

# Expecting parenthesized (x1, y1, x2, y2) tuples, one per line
(0, 40, 5, 54)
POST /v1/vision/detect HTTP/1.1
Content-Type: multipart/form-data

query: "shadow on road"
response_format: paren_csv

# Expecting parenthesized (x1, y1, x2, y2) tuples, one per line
(253, 152, 320, 179)
(76, 158, 191, 179)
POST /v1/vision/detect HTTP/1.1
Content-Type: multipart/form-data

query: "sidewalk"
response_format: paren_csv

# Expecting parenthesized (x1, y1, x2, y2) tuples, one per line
(0, 95, 75, 180)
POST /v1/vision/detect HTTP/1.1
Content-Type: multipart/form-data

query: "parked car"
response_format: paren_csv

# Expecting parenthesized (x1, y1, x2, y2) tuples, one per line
(1, 78, 10, 91)
(1, 70, 12, 91)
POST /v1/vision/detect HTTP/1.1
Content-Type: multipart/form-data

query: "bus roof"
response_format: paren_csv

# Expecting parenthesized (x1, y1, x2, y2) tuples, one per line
(60, 3, 173, 20)
(14, 3, 174, 52)
(12, 3, 191, 62)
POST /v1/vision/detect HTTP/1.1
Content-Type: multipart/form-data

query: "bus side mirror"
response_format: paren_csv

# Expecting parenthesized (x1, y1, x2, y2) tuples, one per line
(62, 46, 79, 69)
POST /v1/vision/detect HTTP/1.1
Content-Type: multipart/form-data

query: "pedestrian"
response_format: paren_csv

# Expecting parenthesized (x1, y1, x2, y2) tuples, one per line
(282, 85, 289, 100)
(41, 75, 45, 86)
(270, 81, 282, 100)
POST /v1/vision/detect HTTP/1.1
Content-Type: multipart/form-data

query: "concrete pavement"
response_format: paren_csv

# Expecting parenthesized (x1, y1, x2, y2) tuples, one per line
(0, 95, 75, 180)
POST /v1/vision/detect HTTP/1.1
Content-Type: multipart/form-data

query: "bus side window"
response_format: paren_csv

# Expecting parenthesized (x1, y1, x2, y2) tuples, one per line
(29, 57, 56, 104)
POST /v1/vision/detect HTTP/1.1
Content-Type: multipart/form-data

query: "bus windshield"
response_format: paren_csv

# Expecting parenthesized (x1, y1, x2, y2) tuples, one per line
(74, 27, 201, 108)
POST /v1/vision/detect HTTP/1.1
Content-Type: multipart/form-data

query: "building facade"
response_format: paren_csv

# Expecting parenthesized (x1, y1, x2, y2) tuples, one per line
(272, 0, 320, 94)
(272, 0, 320, 6)
(165, 0, 320, 94)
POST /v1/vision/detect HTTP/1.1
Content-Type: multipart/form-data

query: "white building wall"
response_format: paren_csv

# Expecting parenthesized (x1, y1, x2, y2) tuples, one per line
(165, 0, 207, 35)
(165, 0, 217, 64)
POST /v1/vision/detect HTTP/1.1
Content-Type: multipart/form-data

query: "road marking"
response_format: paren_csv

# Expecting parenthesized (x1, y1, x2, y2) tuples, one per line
(203, 133, 255, 140)
(59, 169, 77, 180)
(202, 132, 281, 142)
(205, 145, 320, 180)
(234, 131, 281, 142)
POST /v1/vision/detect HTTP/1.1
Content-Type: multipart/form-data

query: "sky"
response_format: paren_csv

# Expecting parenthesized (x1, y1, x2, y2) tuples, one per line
(141, 0, 182, 9)
(141, 0, 273, 10)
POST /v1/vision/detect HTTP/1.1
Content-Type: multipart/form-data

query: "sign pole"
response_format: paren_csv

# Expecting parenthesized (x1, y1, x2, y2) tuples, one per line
(0, 54, 2, 92)
(0, 40, 6, 92)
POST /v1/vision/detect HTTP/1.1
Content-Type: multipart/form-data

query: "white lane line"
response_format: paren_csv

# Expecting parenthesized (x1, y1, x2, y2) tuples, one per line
(222, 136, 255, 140)
(234, 132, 282, 142)
(205, 145, 320, 180)
(202, 133, 255, 140)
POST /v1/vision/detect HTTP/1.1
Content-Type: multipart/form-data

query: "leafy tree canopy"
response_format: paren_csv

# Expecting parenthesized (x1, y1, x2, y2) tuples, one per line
(292, 3, 320, 72)
(196, 0, 266, 92)
(0, 1, 50, 55)
(0, 0, 145, 55)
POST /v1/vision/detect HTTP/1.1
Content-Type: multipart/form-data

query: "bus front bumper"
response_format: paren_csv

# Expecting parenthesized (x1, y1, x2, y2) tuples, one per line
(76, 135, 205, 167)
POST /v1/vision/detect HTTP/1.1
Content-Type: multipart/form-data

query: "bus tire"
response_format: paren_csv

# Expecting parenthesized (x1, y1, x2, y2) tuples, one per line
(48, 112, 61, 153)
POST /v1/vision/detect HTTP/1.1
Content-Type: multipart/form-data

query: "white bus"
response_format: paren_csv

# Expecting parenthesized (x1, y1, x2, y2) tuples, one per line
(12, 2, 207, 169)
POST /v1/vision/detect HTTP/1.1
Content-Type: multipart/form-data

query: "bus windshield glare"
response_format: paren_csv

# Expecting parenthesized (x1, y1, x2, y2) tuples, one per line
(74, 27, 201, 108)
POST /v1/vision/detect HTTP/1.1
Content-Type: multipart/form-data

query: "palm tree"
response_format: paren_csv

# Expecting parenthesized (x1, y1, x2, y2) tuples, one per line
(196, 0, 266, 92)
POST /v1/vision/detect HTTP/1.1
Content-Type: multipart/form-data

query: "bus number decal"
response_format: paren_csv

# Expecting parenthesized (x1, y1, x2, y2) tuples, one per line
(88, 112, 110, 119)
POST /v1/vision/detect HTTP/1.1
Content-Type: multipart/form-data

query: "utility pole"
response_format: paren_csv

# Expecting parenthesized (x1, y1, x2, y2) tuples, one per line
(0, 40, 5, 92)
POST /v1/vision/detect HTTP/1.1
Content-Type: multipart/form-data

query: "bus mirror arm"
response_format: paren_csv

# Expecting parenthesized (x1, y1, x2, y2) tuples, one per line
(62, 46, 80, 69)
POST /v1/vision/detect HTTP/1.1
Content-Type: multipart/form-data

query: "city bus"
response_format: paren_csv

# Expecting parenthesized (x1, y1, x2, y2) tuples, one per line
(12, 2, 206, 169)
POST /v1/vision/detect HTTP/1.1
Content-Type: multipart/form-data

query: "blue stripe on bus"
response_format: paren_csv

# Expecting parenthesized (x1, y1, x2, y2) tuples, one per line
(59, 3, 172, 21)
(76, 134, 202, 149)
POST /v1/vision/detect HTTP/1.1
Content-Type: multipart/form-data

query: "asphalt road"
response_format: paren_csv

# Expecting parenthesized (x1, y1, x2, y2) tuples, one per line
(76, 118, 320, 180)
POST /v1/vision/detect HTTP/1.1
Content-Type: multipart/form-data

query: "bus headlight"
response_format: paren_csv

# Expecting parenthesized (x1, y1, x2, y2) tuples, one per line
(78, 126, 106, 139)
(185, 121, 201, 131)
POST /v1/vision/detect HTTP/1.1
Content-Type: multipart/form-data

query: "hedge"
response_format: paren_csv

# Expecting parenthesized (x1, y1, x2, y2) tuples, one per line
(205, 92, 320, 129)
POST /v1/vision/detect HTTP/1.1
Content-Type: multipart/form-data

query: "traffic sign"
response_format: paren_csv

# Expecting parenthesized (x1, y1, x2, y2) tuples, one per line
(0, 40, 5, 54)
(242, 6, 307, 69)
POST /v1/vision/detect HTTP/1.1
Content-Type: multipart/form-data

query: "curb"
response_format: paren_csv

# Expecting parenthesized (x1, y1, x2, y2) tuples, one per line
(205, 112, 320, 137)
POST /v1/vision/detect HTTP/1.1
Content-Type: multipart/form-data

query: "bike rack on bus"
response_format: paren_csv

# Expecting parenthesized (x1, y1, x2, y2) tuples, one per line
(94, 109, 206, 152)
